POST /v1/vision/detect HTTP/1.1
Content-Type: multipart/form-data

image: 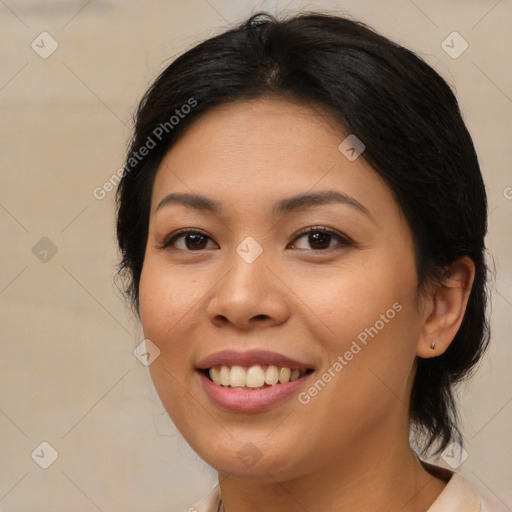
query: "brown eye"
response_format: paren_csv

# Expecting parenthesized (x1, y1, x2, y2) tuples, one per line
(159, 230, 218, 251)
(307, 231, 332, 250)
(289, 227, 351, 251)
(182, 233, 209, 250)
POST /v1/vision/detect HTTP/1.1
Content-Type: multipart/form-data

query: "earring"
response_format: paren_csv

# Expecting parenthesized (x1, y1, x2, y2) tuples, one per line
(430, 341, 436, 350)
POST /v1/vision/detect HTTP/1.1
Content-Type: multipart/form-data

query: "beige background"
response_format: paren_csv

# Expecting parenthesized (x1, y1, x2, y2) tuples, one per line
(1, 0, 511, 510)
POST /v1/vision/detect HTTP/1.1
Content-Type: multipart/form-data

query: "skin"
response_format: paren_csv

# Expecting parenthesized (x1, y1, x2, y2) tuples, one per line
(138, 97, 475, 512)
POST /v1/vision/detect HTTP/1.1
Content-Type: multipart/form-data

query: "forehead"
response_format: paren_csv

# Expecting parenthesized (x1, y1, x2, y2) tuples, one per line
(149, 97, 397, 221)
(179, 97, 344, 149)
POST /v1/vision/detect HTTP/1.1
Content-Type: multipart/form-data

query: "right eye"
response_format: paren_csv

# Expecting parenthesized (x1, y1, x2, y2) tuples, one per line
(157, 229, 219, 251)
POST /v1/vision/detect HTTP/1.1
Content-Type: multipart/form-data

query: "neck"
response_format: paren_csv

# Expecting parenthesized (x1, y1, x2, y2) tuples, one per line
(218, 434, 450, 512)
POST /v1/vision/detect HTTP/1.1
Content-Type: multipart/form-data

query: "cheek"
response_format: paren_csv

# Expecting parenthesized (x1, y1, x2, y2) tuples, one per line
(298, 248, 420, 406)
(298, 256, 415, 344)
(138, 259, 200, 352)
(139, 261, 202, 425)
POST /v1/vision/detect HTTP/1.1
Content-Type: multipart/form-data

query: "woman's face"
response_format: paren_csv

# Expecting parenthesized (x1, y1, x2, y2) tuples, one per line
(139, 98, 426, 481)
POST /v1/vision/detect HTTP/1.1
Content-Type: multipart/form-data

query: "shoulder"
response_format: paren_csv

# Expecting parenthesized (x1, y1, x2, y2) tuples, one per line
(183, 484, 221, 512)
(426, 470, 505, 512)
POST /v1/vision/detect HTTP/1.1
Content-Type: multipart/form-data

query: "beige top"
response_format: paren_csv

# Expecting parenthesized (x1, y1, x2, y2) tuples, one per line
(186, 467, 502, 512)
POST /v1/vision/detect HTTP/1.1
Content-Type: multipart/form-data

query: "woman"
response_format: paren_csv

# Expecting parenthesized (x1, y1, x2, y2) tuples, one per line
(115, 11, 498, 511)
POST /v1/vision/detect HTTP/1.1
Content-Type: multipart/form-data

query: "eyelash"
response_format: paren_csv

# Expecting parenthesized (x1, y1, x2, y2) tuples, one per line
(156, 226, 352, 253)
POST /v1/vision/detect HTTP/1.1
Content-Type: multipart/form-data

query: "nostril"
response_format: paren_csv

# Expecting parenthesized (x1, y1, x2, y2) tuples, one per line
(253, 314, 269, 320)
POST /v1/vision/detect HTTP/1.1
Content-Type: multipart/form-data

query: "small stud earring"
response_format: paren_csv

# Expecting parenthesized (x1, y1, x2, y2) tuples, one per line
(430, 341, 436, 350)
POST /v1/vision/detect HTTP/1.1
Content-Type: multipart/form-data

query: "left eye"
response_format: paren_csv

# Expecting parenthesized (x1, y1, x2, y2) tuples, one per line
(289, 228, 350, 251)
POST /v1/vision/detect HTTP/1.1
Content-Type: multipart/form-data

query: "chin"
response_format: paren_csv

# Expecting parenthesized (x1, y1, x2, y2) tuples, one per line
(191, 437, 310, 482)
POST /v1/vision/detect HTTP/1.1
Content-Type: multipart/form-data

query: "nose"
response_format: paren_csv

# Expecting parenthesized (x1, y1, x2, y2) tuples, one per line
(206, 250, 290, 331)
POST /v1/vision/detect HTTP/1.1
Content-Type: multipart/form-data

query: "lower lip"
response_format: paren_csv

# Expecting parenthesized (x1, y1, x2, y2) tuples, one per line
(197, 371, 312, 413)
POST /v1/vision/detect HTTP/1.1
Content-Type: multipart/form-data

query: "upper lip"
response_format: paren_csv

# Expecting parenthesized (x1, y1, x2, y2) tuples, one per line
(195, 349, 314, 371)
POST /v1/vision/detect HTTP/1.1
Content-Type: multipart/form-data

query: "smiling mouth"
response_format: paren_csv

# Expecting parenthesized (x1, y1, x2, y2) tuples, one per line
(202, 364, 314, 390)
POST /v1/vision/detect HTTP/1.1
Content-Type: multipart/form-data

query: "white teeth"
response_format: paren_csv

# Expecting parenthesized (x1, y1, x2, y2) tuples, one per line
(229, 365, 246, 387)
(264, 365, 279, 385)
(278, 367, 291, 383)
(246, 365, 265, 388)
(219, 366, 230, 386)
(210, 366, 221, 385)
(208, 364, 307, 388)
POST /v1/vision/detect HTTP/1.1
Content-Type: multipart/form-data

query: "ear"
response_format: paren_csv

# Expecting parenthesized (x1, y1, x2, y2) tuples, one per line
(416, 256, 475, 358)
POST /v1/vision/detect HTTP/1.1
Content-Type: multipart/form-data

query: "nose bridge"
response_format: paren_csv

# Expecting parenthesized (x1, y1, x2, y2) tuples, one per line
(220, 242, 269, 304)
(207, 238, 289, 328)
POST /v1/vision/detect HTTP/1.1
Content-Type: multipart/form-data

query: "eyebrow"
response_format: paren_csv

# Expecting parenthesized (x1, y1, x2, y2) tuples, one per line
(156, 190, 372, 219)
